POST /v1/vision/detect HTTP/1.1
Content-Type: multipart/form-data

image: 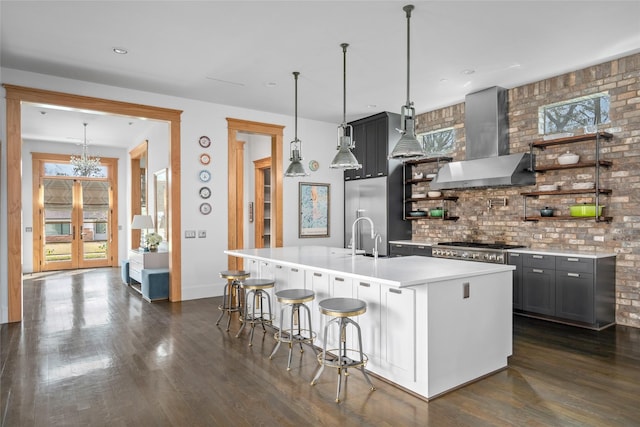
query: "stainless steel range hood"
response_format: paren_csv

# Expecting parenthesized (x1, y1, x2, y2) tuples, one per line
(430, 86, 534, 190)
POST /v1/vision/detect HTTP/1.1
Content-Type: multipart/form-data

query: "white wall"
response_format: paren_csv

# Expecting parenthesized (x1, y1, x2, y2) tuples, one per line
(0, 67, 345, 322)
(21, 140, 129, 273)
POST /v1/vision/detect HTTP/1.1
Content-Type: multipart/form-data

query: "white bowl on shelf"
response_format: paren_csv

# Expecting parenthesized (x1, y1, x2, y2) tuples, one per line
(426, 173, 437, 179)
(411, 193, 426, 198)
(558, 151, 580, 165)
(427, 191, 442, 198)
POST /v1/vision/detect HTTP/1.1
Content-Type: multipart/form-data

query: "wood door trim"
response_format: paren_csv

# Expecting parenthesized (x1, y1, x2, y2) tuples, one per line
(130, 140, 148, 250)
(226, 118, 283, 270)
(4, 84, 182, 322)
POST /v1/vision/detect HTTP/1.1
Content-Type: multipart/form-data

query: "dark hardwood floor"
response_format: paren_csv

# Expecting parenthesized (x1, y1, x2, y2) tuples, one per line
(1, 267, 639, 426)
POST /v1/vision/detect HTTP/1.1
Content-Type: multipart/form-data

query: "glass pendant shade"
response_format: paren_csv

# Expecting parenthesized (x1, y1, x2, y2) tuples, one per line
(389, 4, 426, 159)
(284, 71, 308, 177)
(330, 43, 362, 170)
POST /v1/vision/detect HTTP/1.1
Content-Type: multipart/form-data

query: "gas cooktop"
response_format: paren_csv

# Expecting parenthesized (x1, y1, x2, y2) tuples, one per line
(437, 242, 525, 250)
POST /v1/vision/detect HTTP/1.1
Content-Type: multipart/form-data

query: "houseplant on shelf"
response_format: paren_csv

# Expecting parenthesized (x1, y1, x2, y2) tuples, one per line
(145, 232, 163, 252)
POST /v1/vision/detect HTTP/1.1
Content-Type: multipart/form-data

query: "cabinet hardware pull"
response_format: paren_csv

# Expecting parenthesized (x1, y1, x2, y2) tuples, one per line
(567, 258, 579, 262)
(567, 273, 580, 277)
(335, 277, 344, 282)
(378, 172, 383, 176)
(511, 253, 520, 257)
(389, 288, 402, 294)
(365, 174, 372, 177)
(359, 282, 371, 287)
(418, 246, 425, 249)
(314, 272, 322, 277)
(463, 282, 470, 299)
(533, 269, 544, 273)
(532, 255, 543, 259)
(291, 268, 298, 272)
(275, 265, 283, 269)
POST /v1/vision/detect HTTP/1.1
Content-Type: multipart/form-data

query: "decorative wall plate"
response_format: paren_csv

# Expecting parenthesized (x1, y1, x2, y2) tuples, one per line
(199, 202, 212, 215)
(199, 135, 211, 148)
(309, 160, 319, 171)
(199, 186, 211, 199)
(198, 169, 211, 182)
(199, 153, 211, 165)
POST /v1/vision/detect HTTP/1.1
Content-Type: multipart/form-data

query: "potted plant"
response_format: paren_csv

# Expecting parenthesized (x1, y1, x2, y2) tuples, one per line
(145, 232, 163, 252)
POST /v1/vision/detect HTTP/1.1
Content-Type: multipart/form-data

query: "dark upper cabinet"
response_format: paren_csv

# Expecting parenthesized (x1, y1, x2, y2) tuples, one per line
(344, 112, 400, 181)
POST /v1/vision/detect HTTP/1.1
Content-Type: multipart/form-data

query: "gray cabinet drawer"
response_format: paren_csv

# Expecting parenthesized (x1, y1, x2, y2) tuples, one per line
(522, 253, 555, 269)
(556, 256, 594, 274)
(389, 244, 414, 257)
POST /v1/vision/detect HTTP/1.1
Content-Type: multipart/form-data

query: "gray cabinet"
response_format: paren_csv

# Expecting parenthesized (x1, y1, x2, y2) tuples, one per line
(389, 243, 432, 258)
(522, 255, 556, 316)
(507, 252, 523, 310)
(514, 251, 615, 329)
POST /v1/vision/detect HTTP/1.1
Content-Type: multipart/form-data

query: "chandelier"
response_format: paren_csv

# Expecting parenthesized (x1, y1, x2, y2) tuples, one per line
(70, 122, 101, 176)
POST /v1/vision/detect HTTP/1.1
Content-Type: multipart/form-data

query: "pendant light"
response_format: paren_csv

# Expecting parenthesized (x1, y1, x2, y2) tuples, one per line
(389, 4, 426, 159)
(70, 122, 101, 176)
(285, 71, 309, 177)
(329, 43, 362, 170)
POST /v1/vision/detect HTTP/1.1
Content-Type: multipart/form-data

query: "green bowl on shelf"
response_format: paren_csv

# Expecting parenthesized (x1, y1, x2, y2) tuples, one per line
(429, 208, 446, 218)
(569, 204, 604, 217)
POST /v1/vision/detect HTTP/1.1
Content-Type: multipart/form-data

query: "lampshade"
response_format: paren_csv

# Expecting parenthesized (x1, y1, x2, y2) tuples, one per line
(285, 71, 309, 177)
(329, 43, 362, 170)
(131, 214, 154, 229)
(388, 4, 427, 159)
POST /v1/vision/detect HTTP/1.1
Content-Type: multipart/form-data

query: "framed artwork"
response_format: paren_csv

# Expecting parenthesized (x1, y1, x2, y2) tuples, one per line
(299, 182, 330, 238)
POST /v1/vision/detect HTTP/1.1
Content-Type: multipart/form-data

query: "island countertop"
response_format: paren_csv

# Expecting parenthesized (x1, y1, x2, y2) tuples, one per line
(225, 246, 514, 288)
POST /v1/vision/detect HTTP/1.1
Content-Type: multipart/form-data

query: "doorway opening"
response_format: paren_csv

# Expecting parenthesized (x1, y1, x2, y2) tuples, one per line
(4, 84, 183, 323)
(253, 157, 271, 249)
(227, 118, 284, 270)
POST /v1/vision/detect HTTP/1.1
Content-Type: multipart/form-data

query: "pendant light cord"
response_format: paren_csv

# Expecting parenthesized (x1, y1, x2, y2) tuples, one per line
(341, 43, 348, 125)
(404, 5, 414, 107)
(293, 71, 299, 140)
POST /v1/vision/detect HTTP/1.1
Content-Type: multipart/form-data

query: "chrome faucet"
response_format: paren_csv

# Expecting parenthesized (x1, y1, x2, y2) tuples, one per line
(351, 216, 375, 257)
(373, 233, 382, 260)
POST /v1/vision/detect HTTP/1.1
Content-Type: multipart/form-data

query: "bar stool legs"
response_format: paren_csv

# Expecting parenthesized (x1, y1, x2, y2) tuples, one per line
(310, 297, 375, 403)
(269, 289, 317, 370)
(216, 270, 249, 331)
(235, 278, 275, 346)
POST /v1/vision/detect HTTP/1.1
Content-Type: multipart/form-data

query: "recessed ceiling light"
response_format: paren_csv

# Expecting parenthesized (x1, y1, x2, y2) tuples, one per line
(461, 69, 475, 75)
(367, 104, 378, 109)
(40, 111, 47, 115)
(113, 47, 128, 55)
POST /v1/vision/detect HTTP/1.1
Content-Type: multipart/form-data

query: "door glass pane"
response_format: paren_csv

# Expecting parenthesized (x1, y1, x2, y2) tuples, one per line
(81, 181, 109, 261)
(43, 179, 73, 263)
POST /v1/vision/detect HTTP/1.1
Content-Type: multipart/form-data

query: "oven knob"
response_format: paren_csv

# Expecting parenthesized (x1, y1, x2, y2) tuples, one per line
(483, 254, 491, 260)
(461, 252, 468, 258)
(496, 255, 504, 263)
(489, 254, 496, 261)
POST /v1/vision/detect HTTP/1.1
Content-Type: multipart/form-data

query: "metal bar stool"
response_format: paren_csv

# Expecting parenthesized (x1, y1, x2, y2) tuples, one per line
(269, 289, 317, 370)
(236, 278, 275, 345)
(216, 270, 250, 331)
(310, 297, 375, 403)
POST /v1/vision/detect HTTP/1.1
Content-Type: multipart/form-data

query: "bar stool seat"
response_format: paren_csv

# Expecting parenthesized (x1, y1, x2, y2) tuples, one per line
(310, 297, 375, 403)
(216, 270, 250, 331)
(236, 278, 275, 345)
(269, 289, 317, 370)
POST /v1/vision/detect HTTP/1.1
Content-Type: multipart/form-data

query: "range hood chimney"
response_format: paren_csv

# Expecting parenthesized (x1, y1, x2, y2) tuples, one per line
(430, 86, 535, 190)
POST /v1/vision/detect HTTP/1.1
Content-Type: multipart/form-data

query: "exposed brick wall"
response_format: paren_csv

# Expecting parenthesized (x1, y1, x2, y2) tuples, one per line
(412, 53, 640, 328)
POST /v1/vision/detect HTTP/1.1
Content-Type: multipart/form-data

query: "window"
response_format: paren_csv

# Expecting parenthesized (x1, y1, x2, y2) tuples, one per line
(539, 93, 610, 135)
(45, 222, 71, 236)
(44, 162, 108, 178)
(418, 127, 456, 156)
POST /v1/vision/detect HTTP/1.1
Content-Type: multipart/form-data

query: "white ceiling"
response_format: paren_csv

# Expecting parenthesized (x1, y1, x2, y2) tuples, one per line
(2, 1, 639, 147)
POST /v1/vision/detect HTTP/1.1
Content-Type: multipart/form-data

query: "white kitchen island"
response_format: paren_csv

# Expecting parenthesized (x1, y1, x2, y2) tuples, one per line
(225, 246, 514, 400)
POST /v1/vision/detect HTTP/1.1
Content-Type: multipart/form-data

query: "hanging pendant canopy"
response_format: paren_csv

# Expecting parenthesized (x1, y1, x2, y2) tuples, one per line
(330, 43, 362, 170)
(285, 71, 309, 177)
(389, 4, 426, 159)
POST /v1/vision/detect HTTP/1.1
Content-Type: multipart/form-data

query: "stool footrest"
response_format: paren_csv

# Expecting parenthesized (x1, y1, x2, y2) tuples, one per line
(317, 349, 368, 369)
(274, 329, 316, 344)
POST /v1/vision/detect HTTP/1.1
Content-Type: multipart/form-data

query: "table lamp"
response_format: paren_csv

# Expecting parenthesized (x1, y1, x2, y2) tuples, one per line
(131, 214, 154, 251)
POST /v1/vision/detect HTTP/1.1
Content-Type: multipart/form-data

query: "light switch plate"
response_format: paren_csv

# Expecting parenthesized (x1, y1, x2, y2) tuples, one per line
(185, 230, 196, 239)
(198, 230, 206, 238)
(25, 227, 32, 232)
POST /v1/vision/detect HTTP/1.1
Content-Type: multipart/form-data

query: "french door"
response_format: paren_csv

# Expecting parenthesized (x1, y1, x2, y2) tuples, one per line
(32, 153, 118, 272)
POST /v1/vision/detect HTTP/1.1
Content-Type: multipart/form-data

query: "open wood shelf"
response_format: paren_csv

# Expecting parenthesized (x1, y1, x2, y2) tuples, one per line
(405, 177, 434, 184)
(534, 160, 613, 172)
(403, 156, 452, 166)
(405, 216, 459, 221)
(521, 189, 612, 197)
(407, 196, 459, 202)
(523, 215, 612, 222)
(531, 132, 613, 149)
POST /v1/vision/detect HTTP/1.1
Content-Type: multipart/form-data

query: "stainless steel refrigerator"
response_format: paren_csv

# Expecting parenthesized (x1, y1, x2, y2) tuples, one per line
(344, 175, 410, 257)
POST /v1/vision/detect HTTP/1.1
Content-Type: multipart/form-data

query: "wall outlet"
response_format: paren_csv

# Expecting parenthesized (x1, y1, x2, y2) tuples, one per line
(198, 230, 206, 238)
(25, 227, 32, 232)
(185, 230, 196, 239)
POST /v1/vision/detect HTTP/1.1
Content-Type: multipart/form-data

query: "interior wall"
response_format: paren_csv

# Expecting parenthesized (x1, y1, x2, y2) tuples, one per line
(0, 67, 343, 321)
